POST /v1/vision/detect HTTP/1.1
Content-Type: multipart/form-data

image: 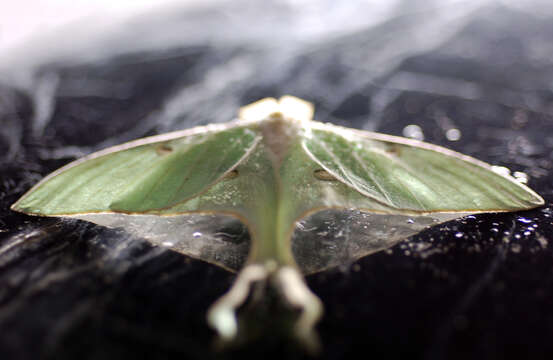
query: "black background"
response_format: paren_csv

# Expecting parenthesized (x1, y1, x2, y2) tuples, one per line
(1, 2, 553, 359)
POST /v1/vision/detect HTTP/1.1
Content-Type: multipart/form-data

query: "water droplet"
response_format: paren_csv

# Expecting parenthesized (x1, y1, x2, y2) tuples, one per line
(162, 241, 174, 247)
(407, 218, 414, 224)
(455, 232, 464, 238)
(445, 128, 462, 141)
(524, 230, 531, 236)
(491, 228, 499, 233)
(537, 236, 548, 248)
(402, 124, 424, 140)
(518, 217, 532, 224)
(511, 243, 522, 253)
(491, 166, 511, 177)
(193, 232, 202, 238)
(513, 171, 529, 184)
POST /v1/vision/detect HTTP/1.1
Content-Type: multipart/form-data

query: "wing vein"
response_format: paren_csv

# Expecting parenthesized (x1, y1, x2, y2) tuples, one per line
(351, 149, 396, 207)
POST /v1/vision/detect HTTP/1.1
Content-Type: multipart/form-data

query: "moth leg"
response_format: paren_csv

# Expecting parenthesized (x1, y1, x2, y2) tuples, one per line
(207, 263, 323, 353)
(207, 264, 268, 340)
(275, 266, 323, 353)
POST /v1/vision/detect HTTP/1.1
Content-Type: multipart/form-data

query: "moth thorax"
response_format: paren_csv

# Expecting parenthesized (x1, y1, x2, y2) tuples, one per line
(260, 116, 301, 166)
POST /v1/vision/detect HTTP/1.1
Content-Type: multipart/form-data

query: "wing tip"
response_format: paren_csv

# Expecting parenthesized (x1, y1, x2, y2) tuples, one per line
(10, 199, 26, 214)
(10, 202, 40, 216)
(517, 184, 545, 209)
(10, 196, 50, 217)
(528, 193, 545, 207)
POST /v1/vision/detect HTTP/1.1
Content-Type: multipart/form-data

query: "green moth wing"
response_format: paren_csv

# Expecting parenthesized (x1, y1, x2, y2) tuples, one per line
(11, 121, 281, 272)
(301, 123, 543, 213)
(12, 125, 261, 215)
(278, 121, 543, 274)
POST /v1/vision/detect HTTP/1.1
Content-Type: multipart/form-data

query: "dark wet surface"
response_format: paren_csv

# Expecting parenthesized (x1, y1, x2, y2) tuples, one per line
(1, 2, 553, 359)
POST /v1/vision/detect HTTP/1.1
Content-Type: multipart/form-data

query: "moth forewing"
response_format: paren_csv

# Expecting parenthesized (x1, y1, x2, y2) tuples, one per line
(304, 121, 543, 213)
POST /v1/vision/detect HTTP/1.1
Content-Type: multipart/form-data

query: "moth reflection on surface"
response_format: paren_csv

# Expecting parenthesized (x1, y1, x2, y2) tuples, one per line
(71, 208, 468, 274)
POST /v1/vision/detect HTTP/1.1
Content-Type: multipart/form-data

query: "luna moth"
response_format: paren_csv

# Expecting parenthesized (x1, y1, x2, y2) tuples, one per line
(11, 96, 544, 350)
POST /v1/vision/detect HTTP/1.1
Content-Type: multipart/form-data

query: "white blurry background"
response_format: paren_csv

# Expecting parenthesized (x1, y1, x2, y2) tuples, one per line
(3, 0, 542, 67)
(1, 0, 551, 68)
